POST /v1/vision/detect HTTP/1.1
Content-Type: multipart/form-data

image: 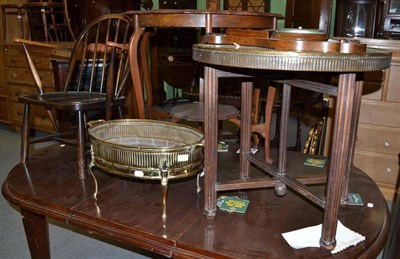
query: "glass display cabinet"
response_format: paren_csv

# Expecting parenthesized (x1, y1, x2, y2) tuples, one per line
(334, 0, 379, 37)
(379, 0, 400, 38)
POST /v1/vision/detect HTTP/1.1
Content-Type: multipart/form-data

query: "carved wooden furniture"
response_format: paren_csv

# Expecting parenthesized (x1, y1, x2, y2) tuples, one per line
(1, 143, 390, 258)
(125, 9, 283, 121)
(16, 14, 132, 179)
(192, 43, 391, 250)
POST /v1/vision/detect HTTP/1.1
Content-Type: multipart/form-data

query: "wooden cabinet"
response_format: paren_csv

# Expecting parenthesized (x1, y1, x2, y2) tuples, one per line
(284, 0, 333, 34)
(1, 43, 70, 132)
(377, 0, 400, 39)
(353, 38, 400, 201)
(334, 0, 379, 38)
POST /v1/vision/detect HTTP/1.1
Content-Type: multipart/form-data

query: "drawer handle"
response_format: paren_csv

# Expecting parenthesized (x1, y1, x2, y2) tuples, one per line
(386, 168, 392, 173)
(384, 142, 390, 147)
(12, 73, 18, 79)
(17, 111, 22, 116)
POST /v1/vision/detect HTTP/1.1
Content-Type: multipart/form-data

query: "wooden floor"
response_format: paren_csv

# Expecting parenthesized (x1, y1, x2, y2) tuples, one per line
(2, 143, 389, 258)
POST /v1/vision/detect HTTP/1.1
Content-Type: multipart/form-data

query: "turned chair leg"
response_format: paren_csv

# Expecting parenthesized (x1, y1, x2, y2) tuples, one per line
(117, 105, 124, 119)
(264, 86, 276, 164)
(21, 103, 30, 163)
(76, 111, 86, 179)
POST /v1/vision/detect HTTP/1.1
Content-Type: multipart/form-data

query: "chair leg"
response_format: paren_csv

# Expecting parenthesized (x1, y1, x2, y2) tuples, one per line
(264, 86, 276, 164)
(40, 9, 49, 42)
(21, 104, 31, 163)
(76, 111, 86, 179)
(117, 105, 124, 119)
(252, 88, 261, 146)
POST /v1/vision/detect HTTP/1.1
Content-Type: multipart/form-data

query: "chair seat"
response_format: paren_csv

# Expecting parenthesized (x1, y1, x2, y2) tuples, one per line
(170, 102, 240, 122)
(18, 92, 125, 111)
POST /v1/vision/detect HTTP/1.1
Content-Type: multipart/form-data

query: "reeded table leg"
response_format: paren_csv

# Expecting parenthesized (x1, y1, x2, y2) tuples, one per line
(320, 73, 358, 250)
(275, 82, 292, 196)
(342, 80, 364, 202)
(239, 81, 253, 180)
(21, 209, 50, 259)
(203, 66, 219, 218)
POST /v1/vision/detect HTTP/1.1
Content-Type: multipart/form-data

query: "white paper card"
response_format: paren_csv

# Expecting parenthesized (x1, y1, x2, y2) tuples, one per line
(178, 154, 189, 162)
(134, 170, 144, 177)
(282, 221, 365, 254)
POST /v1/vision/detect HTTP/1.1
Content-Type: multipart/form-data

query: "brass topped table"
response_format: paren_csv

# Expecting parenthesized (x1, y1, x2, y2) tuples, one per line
(192, 43, 392, 250)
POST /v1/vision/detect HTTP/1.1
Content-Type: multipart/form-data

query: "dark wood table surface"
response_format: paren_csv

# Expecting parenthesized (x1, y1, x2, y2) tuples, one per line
(2, 144, 389, 258)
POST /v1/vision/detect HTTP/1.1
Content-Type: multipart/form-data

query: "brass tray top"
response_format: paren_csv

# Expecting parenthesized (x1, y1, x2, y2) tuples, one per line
(193, 43, 392, 72)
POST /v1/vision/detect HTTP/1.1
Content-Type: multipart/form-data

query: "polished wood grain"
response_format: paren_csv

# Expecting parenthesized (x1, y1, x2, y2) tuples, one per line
(2, 144, 390, 258)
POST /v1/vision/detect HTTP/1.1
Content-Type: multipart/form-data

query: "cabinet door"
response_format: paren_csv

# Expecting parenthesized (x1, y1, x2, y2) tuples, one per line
(285, 0, 333, 34)
(334, 0, 379, 37)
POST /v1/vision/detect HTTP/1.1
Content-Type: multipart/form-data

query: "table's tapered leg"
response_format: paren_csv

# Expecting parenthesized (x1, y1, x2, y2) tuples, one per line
(342, 80, 364, 202)
(276, 83, 291, 196)
(239, 81, 253, 180)
(203, 66, 219, 218)
(320, 73, 357, 250)
(21, 209, 50, 259)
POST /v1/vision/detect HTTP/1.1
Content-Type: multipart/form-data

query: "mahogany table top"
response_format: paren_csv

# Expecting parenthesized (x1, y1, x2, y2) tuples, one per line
(2, 144, 389, 258)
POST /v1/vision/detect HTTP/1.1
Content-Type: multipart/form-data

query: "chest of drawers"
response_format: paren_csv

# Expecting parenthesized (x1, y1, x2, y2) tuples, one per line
(354, 38, 400, 201)
(0, 43, 71, 132)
